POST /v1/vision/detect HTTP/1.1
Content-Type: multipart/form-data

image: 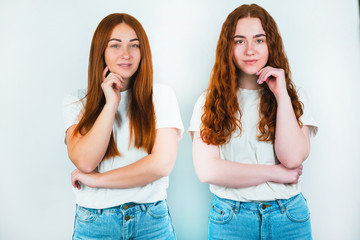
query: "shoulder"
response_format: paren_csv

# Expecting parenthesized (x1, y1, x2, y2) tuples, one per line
(191, 91, 208, 119)
(152, 83, 178, 103)
(153, 83, 175, 96)
(193, 91, 207, 109)
(295, 85, 310, 105)
(152, 83, 184, 133)
(63, 88, 87, 105)
(295, 85, 305, 97)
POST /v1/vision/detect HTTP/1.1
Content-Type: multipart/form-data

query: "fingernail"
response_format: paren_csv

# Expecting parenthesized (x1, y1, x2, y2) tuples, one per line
(257, 78, 260, 84)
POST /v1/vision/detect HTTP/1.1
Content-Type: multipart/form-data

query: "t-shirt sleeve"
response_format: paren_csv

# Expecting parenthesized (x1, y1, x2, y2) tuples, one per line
(153, 84, 184, 140)
(62, 90, 85, 140)
(297, 87, 318, 137)
(188, 93, 206, 139)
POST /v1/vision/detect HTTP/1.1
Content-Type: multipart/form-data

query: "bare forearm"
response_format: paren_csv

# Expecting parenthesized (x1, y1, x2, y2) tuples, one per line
(192, 131, 300, 188)
(91, 128, 178, 188)
(194, 157, 274, 188)
(274, 94, 309, 168)
(95, 153, 174, 188)
(69, 104, 117, 172)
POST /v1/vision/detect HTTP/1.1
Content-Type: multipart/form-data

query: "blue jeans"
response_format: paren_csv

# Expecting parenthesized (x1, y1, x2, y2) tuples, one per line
(208, 193, 312, 240)
(73, 200, 176, 240)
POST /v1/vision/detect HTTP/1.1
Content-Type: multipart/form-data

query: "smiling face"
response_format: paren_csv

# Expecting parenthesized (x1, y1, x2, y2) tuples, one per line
(232, 17, 269, 75)
(104, 23, 141, 82)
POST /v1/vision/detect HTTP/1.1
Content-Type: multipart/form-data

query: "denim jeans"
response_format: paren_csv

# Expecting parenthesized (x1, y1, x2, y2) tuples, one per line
(208, 193, 312, 240)
(72, 200, 176, 240)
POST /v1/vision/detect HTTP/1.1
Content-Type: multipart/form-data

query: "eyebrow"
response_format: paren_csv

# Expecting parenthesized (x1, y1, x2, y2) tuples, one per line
(108, 38, 139, 42)
(233, 34, 266, 38)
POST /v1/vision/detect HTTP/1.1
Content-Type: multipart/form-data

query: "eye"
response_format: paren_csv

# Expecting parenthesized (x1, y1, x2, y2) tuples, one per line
(131, 44, 140, 48)
(110, 44, 120, 49)
(235, 39, 245, 44)
(256, 39, 265, 44)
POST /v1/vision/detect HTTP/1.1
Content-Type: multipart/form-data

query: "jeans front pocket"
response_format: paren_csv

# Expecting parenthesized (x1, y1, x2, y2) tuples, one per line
(147, 200, 169, 219)
(285, 195, 310, 223)
(75, 205, 98, 223)
(209, 197, 235, 224)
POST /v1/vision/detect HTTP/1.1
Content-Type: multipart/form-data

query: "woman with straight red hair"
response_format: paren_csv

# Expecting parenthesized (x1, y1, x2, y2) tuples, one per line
(189, 4, 318, 239)
(63, 13, 183, 239)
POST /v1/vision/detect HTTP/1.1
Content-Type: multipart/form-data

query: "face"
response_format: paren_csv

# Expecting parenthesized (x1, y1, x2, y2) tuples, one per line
(104, 23, 141, 81)
(232, 17, 269, 75)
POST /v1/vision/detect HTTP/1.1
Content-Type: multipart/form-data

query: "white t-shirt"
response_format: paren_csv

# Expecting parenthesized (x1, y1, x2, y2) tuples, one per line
(63, 83, 184, 209)
(189, 87, 318, 202)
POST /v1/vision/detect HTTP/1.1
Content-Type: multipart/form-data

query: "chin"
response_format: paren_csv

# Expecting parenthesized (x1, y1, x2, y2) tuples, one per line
(114, 70, 135, 79)
(241, 69, 259, 75)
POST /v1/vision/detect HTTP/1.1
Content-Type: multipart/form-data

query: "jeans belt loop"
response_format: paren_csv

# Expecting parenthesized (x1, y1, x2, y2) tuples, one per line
(140, 204, 147, 212)
(276, 199, 286, 213)
(235, 201, 241, 213)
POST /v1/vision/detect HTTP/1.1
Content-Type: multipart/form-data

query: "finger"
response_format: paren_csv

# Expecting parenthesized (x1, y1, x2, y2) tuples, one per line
(71, 170, 77, 180)
(256, 66, 269, 76)
(71, 177, 77, 188)
(260, 70, 275, 83)
(258, 69, 270, 84)
(110, 78, 123, 90)
(103, 76, 123, 89)
(103, 66, 109, 80)
(110, 72, 124, 83)
(104, 74, 124, 85)
(257, 69, 267, 84)
(104, 72, 124, 84)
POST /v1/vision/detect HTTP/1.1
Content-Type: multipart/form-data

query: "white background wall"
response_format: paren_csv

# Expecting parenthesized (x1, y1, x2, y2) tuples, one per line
(0, 0, 359, 239)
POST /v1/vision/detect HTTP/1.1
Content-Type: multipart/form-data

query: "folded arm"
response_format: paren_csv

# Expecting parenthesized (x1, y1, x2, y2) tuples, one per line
(192, 131, 302, 188)
(66, 104, 118, 173)
(274, 94, 311, 169)
(71, 128, 178, 189)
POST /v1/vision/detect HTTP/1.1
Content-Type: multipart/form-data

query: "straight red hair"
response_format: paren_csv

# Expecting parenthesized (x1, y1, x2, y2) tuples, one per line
(73, 13, 155, 159)
(201, 4, 303, 145)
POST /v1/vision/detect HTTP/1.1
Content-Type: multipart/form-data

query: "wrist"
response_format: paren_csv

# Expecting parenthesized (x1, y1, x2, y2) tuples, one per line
(274, 92, 290, 102)
(264, 165, 276, 182)
(104, 103, 118, 113)
(91, 172, 102, 188)
(268, 164, 283, 182)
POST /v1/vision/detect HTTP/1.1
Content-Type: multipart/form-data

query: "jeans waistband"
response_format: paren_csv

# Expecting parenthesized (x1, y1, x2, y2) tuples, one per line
(214, 193, 302, 214)
(76, 201, 160, 215)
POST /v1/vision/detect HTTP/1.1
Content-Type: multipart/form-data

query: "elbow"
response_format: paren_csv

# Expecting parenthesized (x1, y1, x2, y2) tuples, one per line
(277, 147, 310, 169)
(280, 157, 306, 169)
(282, 161, 302, 169)
(197, 173, 211, 183)
(193, 158, 215, 184)
(77, 164, 97, 174)
(157, 156, 176, 178)
(194, 167, 213, 184)
(69, 154, 98, 173)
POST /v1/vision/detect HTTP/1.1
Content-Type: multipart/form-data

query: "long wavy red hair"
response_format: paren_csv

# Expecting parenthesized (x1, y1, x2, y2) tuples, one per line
(201, 4, 303, 145)
(73, 13, 155, 159)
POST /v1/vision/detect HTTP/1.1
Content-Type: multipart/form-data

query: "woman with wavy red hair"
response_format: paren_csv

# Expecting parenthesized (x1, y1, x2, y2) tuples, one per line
(63, 13, 183, 239)
(189, 4, 318, 239)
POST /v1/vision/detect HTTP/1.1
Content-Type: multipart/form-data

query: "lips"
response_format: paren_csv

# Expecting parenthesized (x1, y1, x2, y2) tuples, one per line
(243, 60, 258, 65)
(117, 63, 132, 69)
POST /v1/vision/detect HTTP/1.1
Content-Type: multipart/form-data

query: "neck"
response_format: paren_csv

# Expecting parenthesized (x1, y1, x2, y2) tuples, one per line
(238, 72, 261, 90)
(121, 78, 130, 92)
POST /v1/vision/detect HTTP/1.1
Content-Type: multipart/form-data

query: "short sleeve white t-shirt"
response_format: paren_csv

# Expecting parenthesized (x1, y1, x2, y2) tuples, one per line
(62, 83, 184, 209)
(189, 87, 318, 202)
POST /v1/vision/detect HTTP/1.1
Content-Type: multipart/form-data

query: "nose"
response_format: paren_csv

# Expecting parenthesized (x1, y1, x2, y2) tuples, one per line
(245, 42, 254, 56)
(120, 47, 130, 59)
